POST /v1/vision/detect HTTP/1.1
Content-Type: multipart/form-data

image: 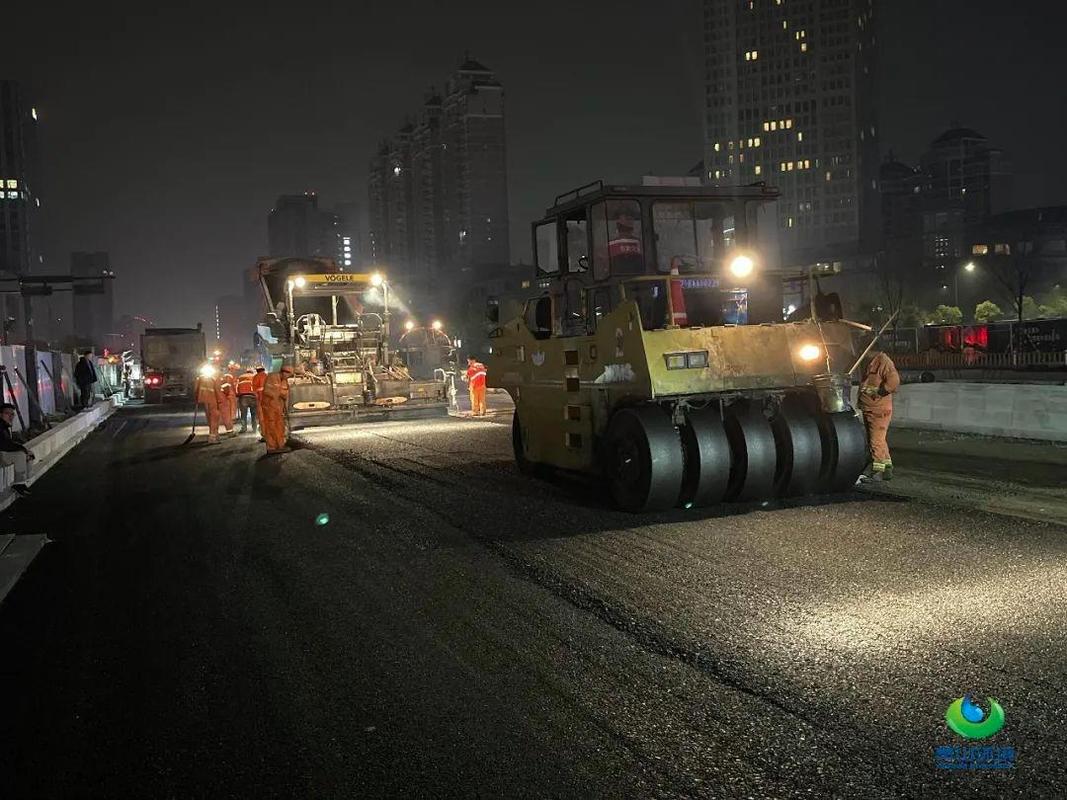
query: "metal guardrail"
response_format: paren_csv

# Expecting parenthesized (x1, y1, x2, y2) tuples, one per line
(893, 351, 1067, 370)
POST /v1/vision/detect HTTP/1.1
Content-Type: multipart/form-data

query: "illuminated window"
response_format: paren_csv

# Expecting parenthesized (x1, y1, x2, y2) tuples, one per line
(994, 243, 1011, 255)
(763, 122, 771, 132)
(786, 119, 793, 129)
(797, 131, 804, 142)
(801, 42, 808, 52)
(714, 142, 721, 152)
(825, 171, 832, 182)
(972, 244, 989, 256)
(771, 121, 778, 131)
(787, 162, 795, 171)
(754, 165, 762, 176)
(714, 170, 722, 179)
(31, 108, 38, 120)
(5, 179, 16, 189)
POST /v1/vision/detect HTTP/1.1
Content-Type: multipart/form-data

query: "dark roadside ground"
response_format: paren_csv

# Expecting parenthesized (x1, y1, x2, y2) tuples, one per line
(0, 403, 1064, 799)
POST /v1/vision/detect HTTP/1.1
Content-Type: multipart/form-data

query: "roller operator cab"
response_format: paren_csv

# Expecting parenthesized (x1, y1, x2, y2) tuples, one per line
(488, 181, 867, 512)
(254, 258, 449, 428)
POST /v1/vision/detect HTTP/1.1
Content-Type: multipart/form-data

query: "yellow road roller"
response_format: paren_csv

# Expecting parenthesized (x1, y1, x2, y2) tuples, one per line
(488, 180, 867, 511)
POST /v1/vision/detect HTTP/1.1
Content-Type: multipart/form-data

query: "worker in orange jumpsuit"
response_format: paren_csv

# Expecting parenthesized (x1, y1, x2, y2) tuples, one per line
(252, 366, 268, 442)
(858, 348, 901, 481)
(259, 365, 293, 454)
(463, 355, 488, 416)
(195, 371, 223, 445)
(218, 370, 237, 436)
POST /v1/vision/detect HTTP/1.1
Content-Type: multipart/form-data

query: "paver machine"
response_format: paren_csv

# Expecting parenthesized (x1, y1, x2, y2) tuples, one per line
(488, 181, 868, 511)
(254, 258, 449, 428)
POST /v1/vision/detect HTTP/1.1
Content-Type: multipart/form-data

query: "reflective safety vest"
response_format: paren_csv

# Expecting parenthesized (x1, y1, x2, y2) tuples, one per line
(236, 372, 256, 395)
(466, 361, 487, 389)
(668, 264, 688, 327)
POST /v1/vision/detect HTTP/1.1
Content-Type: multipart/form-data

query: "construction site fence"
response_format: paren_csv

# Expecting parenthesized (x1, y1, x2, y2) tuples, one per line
(893, 351, 1067, 371)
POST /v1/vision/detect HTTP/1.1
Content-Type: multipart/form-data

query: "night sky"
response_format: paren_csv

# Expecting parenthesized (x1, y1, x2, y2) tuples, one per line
(4, 0, 1064, 329)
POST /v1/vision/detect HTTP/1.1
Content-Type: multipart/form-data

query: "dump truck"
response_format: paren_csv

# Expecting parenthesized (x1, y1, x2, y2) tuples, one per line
(253, 257, 449, 428)
(140, 326, 207, 403)
(488, 181, 867, 511)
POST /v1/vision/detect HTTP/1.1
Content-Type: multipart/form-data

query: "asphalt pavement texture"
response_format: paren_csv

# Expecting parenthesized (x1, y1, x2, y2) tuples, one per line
(1, 402, 1065, 799)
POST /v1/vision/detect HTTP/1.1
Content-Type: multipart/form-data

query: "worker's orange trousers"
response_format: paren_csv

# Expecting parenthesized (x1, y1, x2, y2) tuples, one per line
(260, 398, 287, 451)
(862, 407, 893, 469)
(200, 400, 220, 440)
(471, 384, 487, 416)
(220, 393, 235, 432)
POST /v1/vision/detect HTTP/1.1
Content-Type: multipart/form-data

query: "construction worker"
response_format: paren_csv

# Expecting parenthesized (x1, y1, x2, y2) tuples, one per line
(259, 365, 293, 454)
(236, 367, 258, 434)
(218, 369, 237, 436)
(858, 347, 901, 481)
(196, 369, 223, 445)
(463, 355, 487, 416)
(252, 365, 268, 442)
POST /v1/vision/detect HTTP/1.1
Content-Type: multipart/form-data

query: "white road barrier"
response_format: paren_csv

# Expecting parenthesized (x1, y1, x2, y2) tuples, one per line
(857, 383, 1067, 442)
(0, 397, 119, 512)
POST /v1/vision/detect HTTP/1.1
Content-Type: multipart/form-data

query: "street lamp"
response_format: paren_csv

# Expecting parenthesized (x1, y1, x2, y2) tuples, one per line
(946, 261, 979, 308)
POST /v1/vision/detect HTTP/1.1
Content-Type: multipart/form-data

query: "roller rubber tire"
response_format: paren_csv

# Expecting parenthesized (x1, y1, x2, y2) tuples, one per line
(818, 411, 868, 493)
(679, 409, 731, 507)
(772, 407, 824, 498)
(512, 411, 539, 476)
(603, 406, 684, 512)
(724, 408, 778, 502)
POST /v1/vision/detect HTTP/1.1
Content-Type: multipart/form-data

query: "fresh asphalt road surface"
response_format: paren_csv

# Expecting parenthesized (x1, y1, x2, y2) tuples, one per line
(1, 403, 1065, 798)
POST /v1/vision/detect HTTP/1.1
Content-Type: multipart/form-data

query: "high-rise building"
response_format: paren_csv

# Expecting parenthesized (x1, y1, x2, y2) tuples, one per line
(333, 201, 362, 270)
(267, 192, 343, 262)
(411, 90, 446, 286)
(368, 57, 510, 311)
(919, 127, 1012, 293)
(71, 251, 115, 347)
(441, 59, 510, 273)
(702, 0, 879, 267)
(213, 294, 245, 357)
(0, 79, 44, 341)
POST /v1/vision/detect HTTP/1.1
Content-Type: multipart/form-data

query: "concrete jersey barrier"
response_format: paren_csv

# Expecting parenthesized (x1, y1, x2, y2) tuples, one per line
(864, 383, 1067, 442)
(0, 397, 118, 512)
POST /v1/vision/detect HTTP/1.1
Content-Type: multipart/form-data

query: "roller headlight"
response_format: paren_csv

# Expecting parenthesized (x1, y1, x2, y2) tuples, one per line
(729, 253, 756, 279)
(798, 344, 822, 362)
